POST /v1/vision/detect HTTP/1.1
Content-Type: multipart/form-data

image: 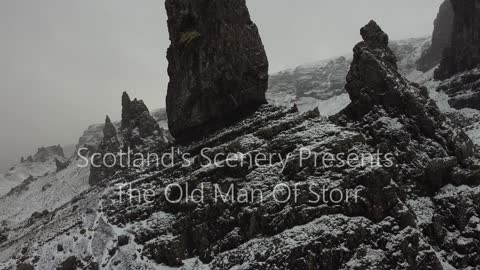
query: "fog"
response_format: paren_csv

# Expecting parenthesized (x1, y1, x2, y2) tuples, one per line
(0, 0, 443, 172)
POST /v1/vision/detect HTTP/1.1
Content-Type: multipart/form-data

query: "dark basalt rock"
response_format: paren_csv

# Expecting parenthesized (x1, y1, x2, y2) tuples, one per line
(437, 67, 480, 110)
(360, 20, 390, 49)
(16, 263, 34, 270)
(449, 92, 480, 110)
(165, 0, 269, 141)
(88, 116, 120, 186)
(337, 20, 401, 117)
(56, 256, 82, 270)
(335, 20, 477, 190)
(55, 158, 70, 172)
(117, 235, 129, 247)
(435, 0, 480, 80)
(121, 92, 131, 130)
(120, 92, 164, 148)
(89, 94, 167, 186)
(416, 0, 454, 72)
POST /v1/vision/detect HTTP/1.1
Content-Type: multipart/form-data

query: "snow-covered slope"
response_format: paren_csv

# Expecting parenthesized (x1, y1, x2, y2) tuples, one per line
(0, 146, 66, 197)
(0, 157, 90, 226)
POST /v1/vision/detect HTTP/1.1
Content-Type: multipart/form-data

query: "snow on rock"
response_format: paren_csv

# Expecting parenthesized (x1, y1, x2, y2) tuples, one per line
(267, 37, 430, 115)
(0, 146, 67, 197)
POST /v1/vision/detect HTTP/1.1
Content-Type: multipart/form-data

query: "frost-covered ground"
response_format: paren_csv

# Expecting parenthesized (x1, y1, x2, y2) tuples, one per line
(0, 154, 61, 197)
(0, 158, 90, 226)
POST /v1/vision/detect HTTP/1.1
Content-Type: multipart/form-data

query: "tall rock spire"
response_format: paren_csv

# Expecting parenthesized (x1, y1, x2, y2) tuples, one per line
(88, 115, 120, 186)
(416, 0, 454, 72)
(435, 0, 480, 79)
(335, 20, 475, 174)
(165, 0, 269, 141)
(121, 92, 131, 130)
(103, 115, 117, 142)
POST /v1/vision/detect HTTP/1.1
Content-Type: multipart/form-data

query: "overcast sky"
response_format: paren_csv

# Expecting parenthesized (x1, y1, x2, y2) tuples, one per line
(0, 0, 443, 172)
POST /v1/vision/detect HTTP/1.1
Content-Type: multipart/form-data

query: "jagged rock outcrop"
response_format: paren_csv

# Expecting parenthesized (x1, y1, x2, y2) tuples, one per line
(165, 0, 269, 141)
(120, 92, 165, 149)
(121, 92, 132, 130)
(54, 158, 70, 172)
(267, 37, 430, 114)
(335, 20, 477, 182)
(416, 0, 454, 72)
(433, 0, 480, 114)
(33, 145, 65, 162)
(88, 94, 167, 186)
(435, 0, 480, 80)
(88, 116, 120, 186)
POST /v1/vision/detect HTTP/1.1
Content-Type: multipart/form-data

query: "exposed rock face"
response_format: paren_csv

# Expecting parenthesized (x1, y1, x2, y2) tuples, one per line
(435, 0, 480, 80)
(121, 92, 131, 130)
(88, 116, 120, 186)
(338, 20, 399, 118)
(76, 124, 104, 152)
(89, 94, 167, 186)
(120, 92, 165, 148)
(76, 107, 171, 154)
(437, 67, 480, 110)
(165, 0, 269, 141)
(335, 19, 477, 192)
(33, 145, 65, 163)
(416, 0, 454, 72)
(54, 158, 70, 172)
(267, 37, 431, 114)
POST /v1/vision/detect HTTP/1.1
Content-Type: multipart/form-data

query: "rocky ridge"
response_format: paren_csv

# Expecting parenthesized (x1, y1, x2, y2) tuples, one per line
(0, 145, 68, 197)
(416, 0, 454, 72)
(89, 93, 168, 186)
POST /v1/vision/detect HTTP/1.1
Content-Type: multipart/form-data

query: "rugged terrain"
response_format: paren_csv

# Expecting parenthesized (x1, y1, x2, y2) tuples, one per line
(1, 17, 480, 269)
(2, 1, 480, 269)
